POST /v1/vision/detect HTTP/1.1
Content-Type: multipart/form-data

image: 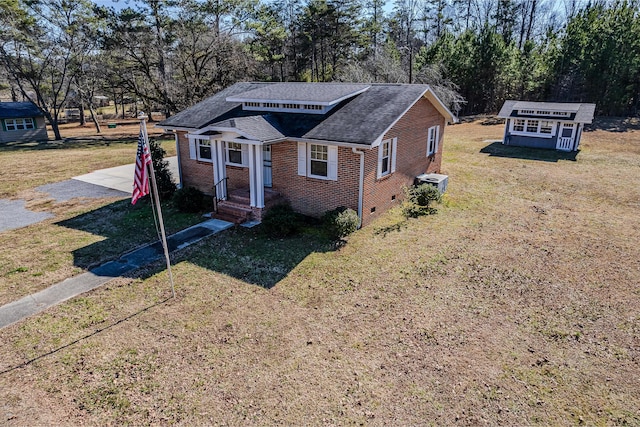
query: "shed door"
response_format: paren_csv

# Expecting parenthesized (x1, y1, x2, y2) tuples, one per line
(556, 123, 576, 151)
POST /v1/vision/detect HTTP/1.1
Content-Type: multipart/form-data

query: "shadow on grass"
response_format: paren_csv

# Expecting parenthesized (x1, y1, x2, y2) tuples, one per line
(0, 296, 172, 375)
(55, 198, 205, 270)
(0, 135, 173, 152)
(174, 224, 337, 289)
(56, 198, 337, 290)
(480, 141, 579, 162)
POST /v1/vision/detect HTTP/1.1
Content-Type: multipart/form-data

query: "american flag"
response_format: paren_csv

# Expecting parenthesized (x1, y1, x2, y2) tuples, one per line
(132, 126, 152, 204)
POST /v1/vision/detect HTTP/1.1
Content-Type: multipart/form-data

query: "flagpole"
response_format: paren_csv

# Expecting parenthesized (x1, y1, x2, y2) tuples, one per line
(139, 112, 176, 298)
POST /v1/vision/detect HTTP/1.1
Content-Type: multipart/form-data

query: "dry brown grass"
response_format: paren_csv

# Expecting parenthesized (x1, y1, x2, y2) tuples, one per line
(0, 119, 639, 425)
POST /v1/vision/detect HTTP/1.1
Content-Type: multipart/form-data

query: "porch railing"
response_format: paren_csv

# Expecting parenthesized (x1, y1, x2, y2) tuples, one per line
(212, 177, 228, 213)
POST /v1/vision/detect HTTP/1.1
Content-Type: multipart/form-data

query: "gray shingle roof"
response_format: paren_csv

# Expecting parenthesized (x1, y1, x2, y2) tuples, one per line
(225, 82, 370, 105)
(0, 102, 45, 119)
(498, 100, 596, 123)
(208, 116, 285, 141)
(159, 83, 454, 145)
(158, 82, 270, 129)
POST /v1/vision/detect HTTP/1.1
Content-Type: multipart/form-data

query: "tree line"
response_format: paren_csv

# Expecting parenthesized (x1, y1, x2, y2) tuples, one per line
(1, 0, 638, 140)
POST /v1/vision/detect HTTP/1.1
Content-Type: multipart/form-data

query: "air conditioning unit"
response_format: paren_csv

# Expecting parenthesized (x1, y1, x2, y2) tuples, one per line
(415, 173, 448, 193)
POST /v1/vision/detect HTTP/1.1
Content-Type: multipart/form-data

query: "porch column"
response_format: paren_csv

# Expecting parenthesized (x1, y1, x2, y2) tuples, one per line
(248, 143, 256, 207)
(215, 140, 226, 199)
(255, 145, 264, 208)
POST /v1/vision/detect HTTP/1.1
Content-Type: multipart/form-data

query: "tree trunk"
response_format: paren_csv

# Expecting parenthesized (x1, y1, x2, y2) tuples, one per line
(88, 104, 101, 133)
(79, 101, 86, 125)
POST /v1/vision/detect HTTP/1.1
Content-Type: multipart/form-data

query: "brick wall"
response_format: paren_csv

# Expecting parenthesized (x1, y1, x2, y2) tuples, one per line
(177, 131, 215, 194)
(271, 141, 359, 218)
(361, 96, 445, 226)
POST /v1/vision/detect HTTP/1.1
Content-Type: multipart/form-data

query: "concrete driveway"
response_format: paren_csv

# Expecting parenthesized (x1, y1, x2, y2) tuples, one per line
(0, 157, 179, 233)
(73, 156, 179, 194)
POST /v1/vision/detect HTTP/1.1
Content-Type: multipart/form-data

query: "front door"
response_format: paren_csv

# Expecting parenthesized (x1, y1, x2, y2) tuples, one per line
(263, 145, 272, 187)
(556, 123, 576, 151)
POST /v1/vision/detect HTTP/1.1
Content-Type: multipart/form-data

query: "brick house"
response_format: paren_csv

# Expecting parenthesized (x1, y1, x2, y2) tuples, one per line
(158, 82, 457, 227)
(0, 101, 48, 143)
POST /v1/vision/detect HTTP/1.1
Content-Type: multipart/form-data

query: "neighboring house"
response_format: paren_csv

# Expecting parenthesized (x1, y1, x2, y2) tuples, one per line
(497, 100, 596, 152)
(158, 82, 457, 226)
(0, 102, 48, 143)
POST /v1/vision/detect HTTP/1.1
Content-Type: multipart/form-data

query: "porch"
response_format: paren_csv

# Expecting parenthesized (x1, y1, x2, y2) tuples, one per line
(212, 187, 283, 224)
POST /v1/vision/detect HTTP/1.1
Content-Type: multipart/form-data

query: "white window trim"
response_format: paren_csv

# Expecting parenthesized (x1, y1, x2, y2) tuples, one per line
(377, 137, 397, 179)
(196, 139, 213, 162)
(297, 142, 337, 181)
(225, 141, 248, 166)
(510, 119, 556, 139)
(427, 125, 439, 156)
(5, 118, 35, 131)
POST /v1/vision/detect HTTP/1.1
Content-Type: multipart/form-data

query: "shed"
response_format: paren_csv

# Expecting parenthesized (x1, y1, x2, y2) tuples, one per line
(0, 102, 48, 143)
(497, 101, 595, 152)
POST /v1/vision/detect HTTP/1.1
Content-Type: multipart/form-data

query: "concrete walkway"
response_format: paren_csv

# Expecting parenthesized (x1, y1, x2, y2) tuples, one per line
(0, 218, 233, 330)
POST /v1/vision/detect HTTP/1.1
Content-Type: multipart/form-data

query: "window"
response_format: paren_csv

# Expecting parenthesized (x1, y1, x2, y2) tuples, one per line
(262, 102, 280, 108)
(552, 111, 570, 117)
(297, 142, 337, 180)
(377, 138, 397, 178)
(309, 144, 328, 177)
(526, 120, 539, 133)
(427, 125, 439, 156)
(244, 102, 260, 108)
(510, 119, 556, 137)
(5, 118, 35, 131)
(197, 139, 212, 161)
(225, 142, 244, 165)
(513, 119, 525, 132)
(520, 109, 535, 115)
(536, 110, 551, 115)
(304, 104, 323, 110)
(540, 121, 553, 134)
(282, 103, 300, 109)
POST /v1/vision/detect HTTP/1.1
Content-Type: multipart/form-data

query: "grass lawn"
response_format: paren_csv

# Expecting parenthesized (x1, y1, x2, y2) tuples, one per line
(0, 119, 639, 425)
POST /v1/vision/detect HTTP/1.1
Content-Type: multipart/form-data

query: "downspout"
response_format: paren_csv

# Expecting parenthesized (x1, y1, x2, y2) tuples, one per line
(173, 131, 183, 188)
(352, 147, 365, 228)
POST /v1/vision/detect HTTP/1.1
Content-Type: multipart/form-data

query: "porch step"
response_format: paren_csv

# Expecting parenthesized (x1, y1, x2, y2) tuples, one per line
(212, 201, 252, 224)
(227, 188, 281, 205)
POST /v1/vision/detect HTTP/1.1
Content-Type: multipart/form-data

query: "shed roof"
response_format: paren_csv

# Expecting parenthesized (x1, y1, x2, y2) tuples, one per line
(0, 102, 45, 119)
(498, 100, 596, 123)
(159, 83, 457, 145)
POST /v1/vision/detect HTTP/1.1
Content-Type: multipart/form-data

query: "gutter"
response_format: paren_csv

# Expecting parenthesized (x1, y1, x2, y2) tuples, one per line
(352, 147, 365, 228)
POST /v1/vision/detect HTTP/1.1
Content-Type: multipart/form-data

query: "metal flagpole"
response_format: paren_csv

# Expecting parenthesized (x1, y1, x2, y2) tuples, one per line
(139, 112, 176, 298)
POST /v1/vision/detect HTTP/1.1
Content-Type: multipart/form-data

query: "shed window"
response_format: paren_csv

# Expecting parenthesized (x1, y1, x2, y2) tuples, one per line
(5, 118, 35, 131)
(513, 119, 525, 132)
(526, 120, 539, 133)
(540, 121, 553, 134)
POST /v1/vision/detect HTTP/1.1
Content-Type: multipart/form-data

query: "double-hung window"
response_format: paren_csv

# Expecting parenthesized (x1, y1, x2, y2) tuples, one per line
(5, 118, 35, 131)
(427, 125, 440, 156)
(225, 142, 245, 166)
(197, 139, 212, 161)
(297, 142, 337, 181)
(309, 144, 328, 177)
(377, 138, 397, 178)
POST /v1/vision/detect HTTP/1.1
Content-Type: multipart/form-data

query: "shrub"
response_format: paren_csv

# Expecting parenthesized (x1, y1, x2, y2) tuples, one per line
(402, 184, 441, 218)
(173, 186, 208, 213)
(322, 206, 359, 239)
(262, 203, 302, 237)
(148, 139, 177, 201)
